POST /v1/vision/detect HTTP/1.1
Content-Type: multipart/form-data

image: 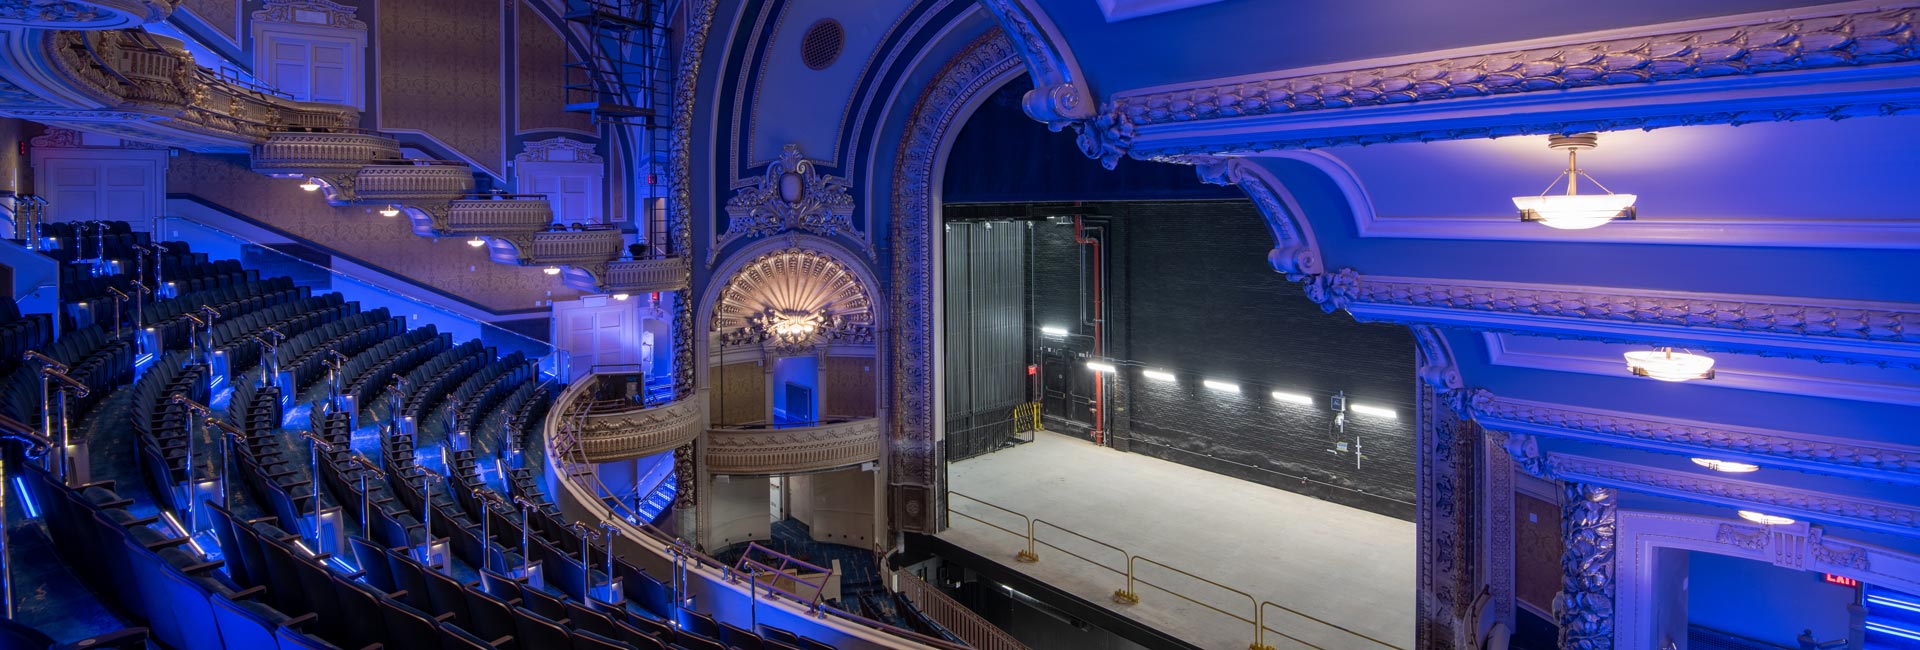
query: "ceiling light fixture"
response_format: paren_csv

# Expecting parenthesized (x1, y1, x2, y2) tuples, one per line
(1142, 369, 1176, 382)
(1350, 403, 1397, 419)
(1513, 133, 1637, 230)
(543, 266, 560, 276)
(466, 237, 486, 248)
(300, 178, 322, 192)
(1625, 348, 1715, 382)
(1040, 325, 1069, 338)
(1270, 391, 1313, 406)
(1086, 361, 1116, 373)
(1738, 510, 1795, 526)
(379, 205, 400, 217)
(1203, 379, 1240, 393)
(1692, 458, 1759, 473)
(613, 293, 631, 301)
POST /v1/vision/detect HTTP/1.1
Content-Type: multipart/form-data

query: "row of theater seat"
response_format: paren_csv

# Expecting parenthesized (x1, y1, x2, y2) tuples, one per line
(21, 460, 340, 650)
(210, 293, 350, 374)
(344, 327, 450, 420)
(0, 299, 55, 378)
(399, 340, 488, 425)
(0, 323, 136, 426)
(279, 309, 402, 391)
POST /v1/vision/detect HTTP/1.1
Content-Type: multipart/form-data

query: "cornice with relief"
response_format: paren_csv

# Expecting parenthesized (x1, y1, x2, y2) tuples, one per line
(1472, 391, 1920, 486)
(1303, 270, 1920, 368)
(1545, 452, 1920, 536)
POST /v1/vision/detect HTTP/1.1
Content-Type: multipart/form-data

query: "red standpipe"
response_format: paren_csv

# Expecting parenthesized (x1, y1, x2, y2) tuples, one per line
(1073, 214, 1105, 446)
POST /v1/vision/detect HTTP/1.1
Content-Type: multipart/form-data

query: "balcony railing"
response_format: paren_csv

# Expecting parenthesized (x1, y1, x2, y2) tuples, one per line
(354, 161, 476, 202)
(251, 129, 402, 176)
(546, 377, 702, 463)
(445, 194, 555, 235)
(530, 228, 625, 265)
(602, 256, 690, 293)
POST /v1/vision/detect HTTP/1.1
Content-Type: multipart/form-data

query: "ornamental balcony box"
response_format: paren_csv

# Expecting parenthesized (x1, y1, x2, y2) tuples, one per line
(602, 257, 692, 294)
(251, 128, 401, 179)
(547, 378, 703, 463)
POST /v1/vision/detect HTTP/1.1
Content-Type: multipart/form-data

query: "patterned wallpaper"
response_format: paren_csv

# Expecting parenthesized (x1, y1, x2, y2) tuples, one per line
(180, 0, 240, 43)
(1515, 491, 1564, 614)
(378, 0, 505, 176)
(710, 360, 768, 426)
(824, 355, 875, 418)
(168, 153, 577, 314)
(517, 2, 594, 135)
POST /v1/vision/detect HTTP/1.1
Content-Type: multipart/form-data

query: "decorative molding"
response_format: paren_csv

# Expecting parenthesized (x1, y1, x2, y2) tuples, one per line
(252, 0, 362, 29)
(1496, 430, 1553, 482)
(1483, 333, 1920, 407)
(1094, 0, 1228, 22)
(976, 0, 1095, 130)
(705, 418, 882, 475)
(1187, 155, 1323, 281)
(1416, 375, 1477, 650)
(551, 390, 703, 463)
(1549, 453, 1920, 536)
(27, 126, 165, 149)
(514, 136, 602, 164)
(712, 247, 875, 355)
(716, 144, 865, 264)
(602, 257, 692, 294)
(1616, 511, 1920, 650)
(1558, 482, 1617, 650)
(1471, 391, 1920, 485)
(1484, 428, 1517, 633)
(1107, 3, 1920, 158)
(0, 0, 178, 29)
(1301, 270, 1920, 368)
(671, 0, 719, 400)
(890, 31, 1023, 533)
(251, 130, 401, 178)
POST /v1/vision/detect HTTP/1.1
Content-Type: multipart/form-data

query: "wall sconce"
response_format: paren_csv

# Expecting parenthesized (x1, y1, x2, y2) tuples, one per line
(379, 205, 400, 217)
(467, 237, 486, 248)
(1691, 458, 1759, 473)
(1142, 369, 1176, 382)
(300, 178, 323, 192)
(1625, 348, 1715, 382)
(1270, 391, 1313, 406)
(1513, 133, 1637, 230)
(543, 266, 561, 276)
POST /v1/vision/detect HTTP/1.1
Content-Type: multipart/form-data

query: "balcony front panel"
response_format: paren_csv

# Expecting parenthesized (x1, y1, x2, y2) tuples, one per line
(603, 257, 691, 293)
(705, 418, 881, 476)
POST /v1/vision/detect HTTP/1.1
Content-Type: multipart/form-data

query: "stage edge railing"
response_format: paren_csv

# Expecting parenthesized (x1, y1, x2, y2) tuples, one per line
(948, 490, 1406, 650)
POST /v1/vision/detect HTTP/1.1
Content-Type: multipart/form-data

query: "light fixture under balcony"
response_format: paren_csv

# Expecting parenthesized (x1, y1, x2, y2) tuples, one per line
(1350, 403, 1397, 419)
(543, 266, 560, 276)
(1513, 133, 1637, 230)
(1692, 458, 1759, 473)
(300, 178, 322, 192)
(466, 237, 486, 248)
(1142, 369, 1176, 382)
(1624, 348, 1715, 382)
(1738, 510, 1795, 526)
(613, 293, 631, 301)
(1270, 391, 1313, 406)
(379, 205, 400, 217)
(1203, 379, 1240, 393)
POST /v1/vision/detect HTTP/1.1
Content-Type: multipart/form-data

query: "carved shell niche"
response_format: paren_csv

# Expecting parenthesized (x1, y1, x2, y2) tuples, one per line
(712, 248, 872, 332)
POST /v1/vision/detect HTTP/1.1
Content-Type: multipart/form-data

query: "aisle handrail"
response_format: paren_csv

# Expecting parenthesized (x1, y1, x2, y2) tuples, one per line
(948, 490, 1406, 650)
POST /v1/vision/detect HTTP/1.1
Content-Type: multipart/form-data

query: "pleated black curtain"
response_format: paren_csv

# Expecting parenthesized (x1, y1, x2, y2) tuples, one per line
(943, 221, 1029, 461)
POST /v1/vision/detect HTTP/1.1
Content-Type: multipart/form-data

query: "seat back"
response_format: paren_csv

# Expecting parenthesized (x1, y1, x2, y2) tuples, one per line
(510, 606, 574, 649)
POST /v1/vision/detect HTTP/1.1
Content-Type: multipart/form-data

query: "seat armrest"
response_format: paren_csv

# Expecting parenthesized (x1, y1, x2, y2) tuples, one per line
(230, 585, 269, 601)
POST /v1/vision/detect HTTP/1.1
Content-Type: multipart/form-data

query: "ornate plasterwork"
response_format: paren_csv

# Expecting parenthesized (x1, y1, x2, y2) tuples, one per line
(1471, 392, 1920, 485)
(514, 136, 602, 164)
(716, 144, 864, 264)
(1558, 483, 1617, 650)
(712, 247, 875, 355)
(27, 126, 164, 149)
(0, 0, 177, 28)
(252, 0, 363, 29)
(1550, 453, 1920, 535)
(671, 0, 719, 400)
(976, 0, 1094, 131)
(890, 30, 1023, 533)
(1101, 4, 1920, 161)
(705, 418, 882, 475)
(1416, 369, 1477, 650)
(1188, 155, 1323, 281)
(1298, 270, 1920, 367)
(1715, 523, 1770, 551)
(548, 380, 703, 463)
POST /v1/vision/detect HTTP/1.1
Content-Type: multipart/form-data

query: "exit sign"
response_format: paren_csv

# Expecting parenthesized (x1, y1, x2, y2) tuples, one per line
(1825, 574, 1860, 587)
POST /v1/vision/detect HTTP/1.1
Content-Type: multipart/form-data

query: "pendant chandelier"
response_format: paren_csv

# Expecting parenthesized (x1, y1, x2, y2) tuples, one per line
(1513, 133, 1637, 230)
(1624, 347, 1715, 382)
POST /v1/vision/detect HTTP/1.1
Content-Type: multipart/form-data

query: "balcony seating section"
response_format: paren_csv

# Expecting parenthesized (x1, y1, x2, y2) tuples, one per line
(18, 460, 331, 650)
(397, 340, 486, 426)
(342, 327, 448, 419)
(144, 278, 304, 352)
(128, 351, 212, 509)
(0, 300, 56, 378)
(443, 352, 532, 435)
(0, 323, 135, 426)
(209, 293, 351, 374)
(278, 309, 403, 391)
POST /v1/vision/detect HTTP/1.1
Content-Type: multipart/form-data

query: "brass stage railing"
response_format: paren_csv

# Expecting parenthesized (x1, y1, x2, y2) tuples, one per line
(948, 491, 1406, 650)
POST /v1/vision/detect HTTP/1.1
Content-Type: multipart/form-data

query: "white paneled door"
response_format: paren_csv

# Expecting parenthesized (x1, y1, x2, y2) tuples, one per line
(553, 297, 639, 380)
(31, 149, 168, 223)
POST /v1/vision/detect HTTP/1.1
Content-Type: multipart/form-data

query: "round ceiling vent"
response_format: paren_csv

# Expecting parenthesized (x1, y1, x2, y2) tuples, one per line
(799, 19, 844, 71)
